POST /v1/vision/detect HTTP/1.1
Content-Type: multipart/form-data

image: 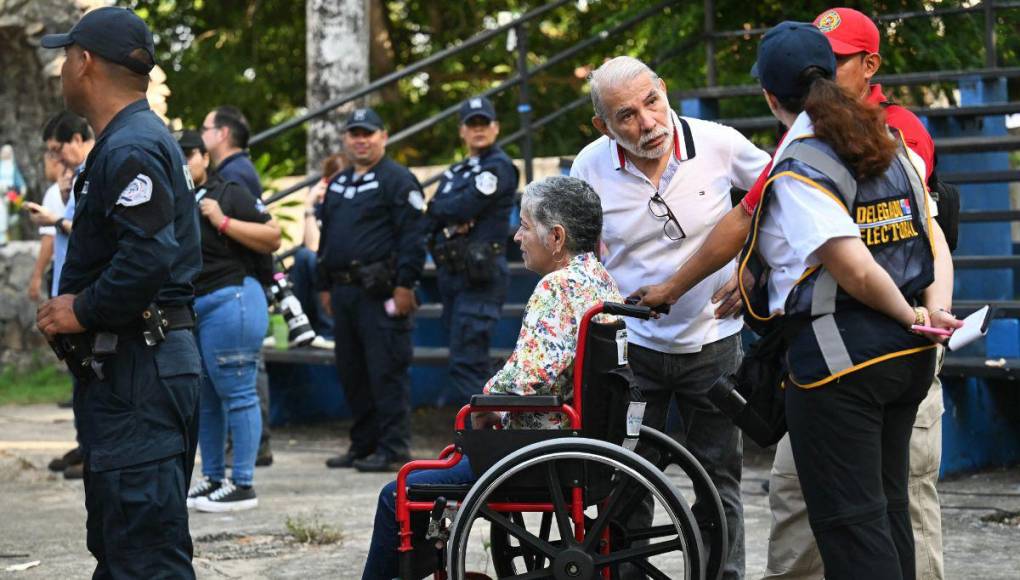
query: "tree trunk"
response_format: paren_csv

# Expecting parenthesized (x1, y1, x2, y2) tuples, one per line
(306, 0, 370, 173)
(0, 0, 85, 212)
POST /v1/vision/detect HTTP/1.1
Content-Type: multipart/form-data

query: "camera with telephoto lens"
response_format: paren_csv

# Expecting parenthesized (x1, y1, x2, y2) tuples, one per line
(267, 271, 316, 347)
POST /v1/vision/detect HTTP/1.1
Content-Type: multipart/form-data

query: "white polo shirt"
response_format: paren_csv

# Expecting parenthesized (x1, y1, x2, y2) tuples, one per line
(570, 111, 770, 354)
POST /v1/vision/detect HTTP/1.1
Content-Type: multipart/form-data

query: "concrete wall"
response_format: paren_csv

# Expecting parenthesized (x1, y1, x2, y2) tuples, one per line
(0, 241, 55, 372)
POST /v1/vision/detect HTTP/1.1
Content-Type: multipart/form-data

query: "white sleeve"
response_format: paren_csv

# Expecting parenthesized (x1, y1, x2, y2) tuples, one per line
(772, 175, 860, 265)
(728, 128, 771, 191)
(39, 183, 64, 237)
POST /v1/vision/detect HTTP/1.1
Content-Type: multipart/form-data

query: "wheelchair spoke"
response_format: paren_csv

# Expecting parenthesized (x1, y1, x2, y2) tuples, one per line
(481, 506, 559, 559)
(535, 511, 552, 569)
(593, 537, 684, 567)
(544, 462, 576, 545)
(632, 558, 672, 580)
(510, 512, 536, 570)
(581, 473, 628, 552)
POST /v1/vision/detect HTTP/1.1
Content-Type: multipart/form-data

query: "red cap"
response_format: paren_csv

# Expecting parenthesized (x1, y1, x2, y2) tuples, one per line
(813, 8, 880, 55)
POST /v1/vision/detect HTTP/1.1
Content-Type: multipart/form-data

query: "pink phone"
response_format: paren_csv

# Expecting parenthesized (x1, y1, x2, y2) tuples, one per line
(911, 325, 954, 337)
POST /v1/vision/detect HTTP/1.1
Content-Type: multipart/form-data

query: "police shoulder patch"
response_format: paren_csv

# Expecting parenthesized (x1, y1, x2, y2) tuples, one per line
(116, 174, 153, 207)
(474, 171, 498, 196)
(408, 190, 425, 211)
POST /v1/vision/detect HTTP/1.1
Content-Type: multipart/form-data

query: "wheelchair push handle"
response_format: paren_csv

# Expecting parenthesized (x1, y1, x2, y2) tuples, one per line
(605, 299, 666, 320)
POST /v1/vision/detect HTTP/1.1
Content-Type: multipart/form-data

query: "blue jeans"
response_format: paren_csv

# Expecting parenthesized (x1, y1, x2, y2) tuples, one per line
(195, 277, 268, 486)
(363, 458, 475, 580)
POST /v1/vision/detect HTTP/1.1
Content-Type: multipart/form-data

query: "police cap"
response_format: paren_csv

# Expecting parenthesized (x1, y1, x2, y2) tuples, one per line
(459, 96, 497, 123)
(345, 108, 385, 133)
(41, 7, 156, 75)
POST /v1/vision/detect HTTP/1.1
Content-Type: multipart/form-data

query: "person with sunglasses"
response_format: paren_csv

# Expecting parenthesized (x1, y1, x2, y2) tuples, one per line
(569, 56, 770, 580)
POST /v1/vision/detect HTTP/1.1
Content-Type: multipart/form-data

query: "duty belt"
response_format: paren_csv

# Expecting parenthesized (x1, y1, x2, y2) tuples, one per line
(50, 303, 196, 382)
(330, 268, 360, 285)
(433, 240, 505, 271)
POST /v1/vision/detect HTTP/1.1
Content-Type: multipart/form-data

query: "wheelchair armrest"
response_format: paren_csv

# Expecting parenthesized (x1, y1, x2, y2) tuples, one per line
(470, 394, 563, 408)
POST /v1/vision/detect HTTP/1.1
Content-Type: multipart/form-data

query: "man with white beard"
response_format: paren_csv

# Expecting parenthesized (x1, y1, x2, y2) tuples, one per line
(570, 56, 769, 580)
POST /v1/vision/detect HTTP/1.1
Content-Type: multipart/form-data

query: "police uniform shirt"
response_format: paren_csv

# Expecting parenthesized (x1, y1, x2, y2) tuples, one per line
(318, 155, 427, 288)
(570, 110, 770, 354)
(758, 111, 937, 314)
(60, 99, 202, 331)
(428, 145, 517, 244)
(193, 173, 271, 296)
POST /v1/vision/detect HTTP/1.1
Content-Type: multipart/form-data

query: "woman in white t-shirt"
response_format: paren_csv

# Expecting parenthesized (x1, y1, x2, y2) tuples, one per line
(745, 21, 960, 580)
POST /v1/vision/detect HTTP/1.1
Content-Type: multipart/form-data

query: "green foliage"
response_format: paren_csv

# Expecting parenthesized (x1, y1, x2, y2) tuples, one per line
(119, 1, 1018, 171)
(0, 364, 72, 406)
(119, 0, 307, 169)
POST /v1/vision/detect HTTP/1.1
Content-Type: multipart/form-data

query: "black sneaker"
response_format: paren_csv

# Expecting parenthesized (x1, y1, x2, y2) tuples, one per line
(63, 463, 84, 480)
(48, 447, 82, 472)
(194, 481, 258, 512)
(353, 452, 410, 473)
(256, 438, 274, 467)
(325, 449, 371, 469)
(186, 477, 223, 508)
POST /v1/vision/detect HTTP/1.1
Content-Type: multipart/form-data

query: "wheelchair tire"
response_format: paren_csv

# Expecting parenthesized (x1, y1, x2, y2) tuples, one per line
(447, 437, 705, 580)
(636, 426, 728, 580)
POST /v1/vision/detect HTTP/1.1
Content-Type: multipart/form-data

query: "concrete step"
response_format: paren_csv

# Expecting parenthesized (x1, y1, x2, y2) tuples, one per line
(263, 345, 512, 367)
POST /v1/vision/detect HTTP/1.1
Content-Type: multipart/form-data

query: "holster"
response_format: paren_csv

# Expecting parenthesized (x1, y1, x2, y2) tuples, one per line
(464, 241, 504, 286)
(358, 259, 396, 299)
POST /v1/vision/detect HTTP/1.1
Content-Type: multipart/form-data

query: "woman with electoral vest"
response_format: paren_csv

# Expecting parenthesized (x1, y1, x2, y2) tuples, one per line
(743, 21, 960, 580)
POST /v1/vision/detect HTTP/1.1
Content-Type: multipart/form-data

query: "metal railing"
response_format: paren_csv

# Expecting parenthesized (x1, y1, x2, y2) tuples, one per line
(260, 0, 1020, 205)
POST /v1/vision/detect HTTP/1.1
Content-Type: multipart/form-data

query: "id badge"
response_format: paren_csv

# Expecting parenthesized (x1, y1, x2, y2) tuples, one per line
(615, 328, 629, 365)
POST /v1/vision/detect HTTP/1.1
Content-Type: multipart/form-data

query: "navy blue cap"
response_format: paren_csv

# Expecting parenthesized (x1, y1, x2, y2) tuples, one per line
(345, 108, 384, 132)
(41, 7, 156, 75)
(752, 21, 835, 99)
(458, 96, 497, 123)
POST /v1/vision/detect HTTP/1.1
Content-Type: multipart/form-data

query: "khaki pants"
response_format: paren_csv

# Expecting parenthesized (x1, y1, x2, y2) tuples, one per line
(764, 349, 945, 580)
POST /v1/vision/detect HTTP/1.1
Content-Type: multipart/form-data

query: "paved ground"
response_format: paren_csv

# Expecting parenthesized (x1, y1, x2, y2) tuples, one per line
(1, 403, 1018, 579)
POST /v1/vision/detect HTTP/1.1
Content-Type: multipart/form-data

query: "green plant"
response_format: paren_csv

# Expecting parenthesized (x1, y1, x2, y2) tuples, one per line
(0, 363, 72, 406)
(285, 514, 345, 545)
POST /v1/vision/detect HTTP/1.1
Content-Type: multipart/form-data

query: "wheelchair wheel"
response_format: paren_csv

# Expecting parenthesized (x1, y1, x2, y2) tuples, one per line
(635, 426, 728, 580)
(448, 437, 705, 580)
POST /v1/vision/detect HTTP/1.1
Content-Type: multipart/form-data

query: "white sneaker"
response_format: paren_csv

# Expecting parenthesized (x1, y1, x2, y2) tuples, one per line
(310, 335, 334, 350)
(186, 477, 222, 509)
(194, 480, 258, 512)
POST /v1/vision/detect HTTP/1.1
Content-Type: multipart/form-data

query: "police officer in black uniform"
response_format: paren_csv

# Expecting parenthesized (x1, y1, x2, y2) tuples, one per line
(38, 8, 202, 577)
(427, 96, 517, 404)
(317, 108, 428, 473)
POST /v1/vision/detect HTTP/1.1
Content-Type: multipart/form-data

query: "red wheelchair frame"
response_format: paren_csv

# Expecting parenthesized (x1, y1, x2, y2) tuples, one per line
(394, 301, 653, 579)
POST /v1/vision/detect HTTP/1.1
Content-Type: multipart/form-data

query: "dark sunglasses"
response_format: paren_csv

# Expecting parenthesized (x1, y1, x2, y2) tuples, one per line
(648, 192, 686, 241)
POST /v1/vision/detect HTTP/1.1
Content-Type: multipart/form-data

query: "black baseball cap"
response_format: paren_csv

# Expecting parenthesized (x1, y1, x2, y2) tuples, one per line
(751, 21, 835, 99)
(345, 108, 384, 132)
(40, 7, 156, 75)
(175, 130, 205, 153)
(458, 96, 497, 123)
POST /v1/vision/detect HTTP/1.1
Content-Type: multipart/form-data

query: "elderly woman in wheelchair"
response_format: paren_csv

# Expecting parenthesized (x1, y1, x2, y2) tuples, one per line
(363, 176, 726, 580)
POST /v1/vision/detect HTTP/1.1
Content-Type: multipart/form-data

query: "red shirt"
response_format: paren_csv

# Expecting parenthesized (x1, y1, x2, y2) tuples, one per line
(739, 84, 935, 215)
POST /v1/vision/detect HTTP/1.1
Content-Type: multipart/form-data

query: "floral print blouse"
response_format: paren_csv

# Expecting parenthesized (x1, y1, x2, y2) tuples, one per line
(483, 252, 623, 429)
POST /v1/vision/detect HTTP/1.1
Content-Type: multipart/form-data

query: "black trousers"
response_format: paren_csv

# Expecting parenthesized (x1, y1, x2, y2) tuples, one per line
(84, 455, 195, 579)
(330, 284, 413, 459)
(786, 347, 937, 580)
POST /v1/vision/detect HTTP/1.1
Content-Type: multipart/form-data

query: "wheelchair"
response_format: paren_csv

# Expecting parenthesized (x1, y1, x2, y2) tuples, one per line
(394, 302, 728, 580)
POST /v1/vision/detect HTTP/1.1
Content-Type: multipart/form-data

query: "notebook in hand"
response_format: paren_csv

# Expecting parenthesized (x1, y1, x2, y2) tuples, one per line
(947, 305, 993, 352)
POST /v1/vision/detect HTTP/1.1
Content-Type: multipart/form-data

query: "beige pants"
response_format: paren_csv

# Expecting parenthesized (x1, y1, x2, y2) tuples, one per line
(763, 349, 945, 580)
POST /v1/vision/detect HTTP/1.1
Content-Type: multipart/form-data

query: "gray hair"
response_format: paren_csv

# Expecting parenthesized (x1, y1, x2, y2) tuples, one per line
(520, 176, 602, 255)
(589, 56, 660, 120)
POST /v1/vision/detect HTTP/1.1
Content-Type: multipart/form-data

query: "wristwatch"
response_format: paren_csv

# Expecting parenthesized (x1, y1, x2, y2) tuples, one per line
(55, 218, 67, 233)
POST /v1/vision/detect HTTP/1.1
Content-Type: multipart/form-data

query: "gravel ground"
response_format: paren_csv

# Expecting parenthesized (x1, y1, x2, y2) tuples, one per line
(1, 404, 1017, 579)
